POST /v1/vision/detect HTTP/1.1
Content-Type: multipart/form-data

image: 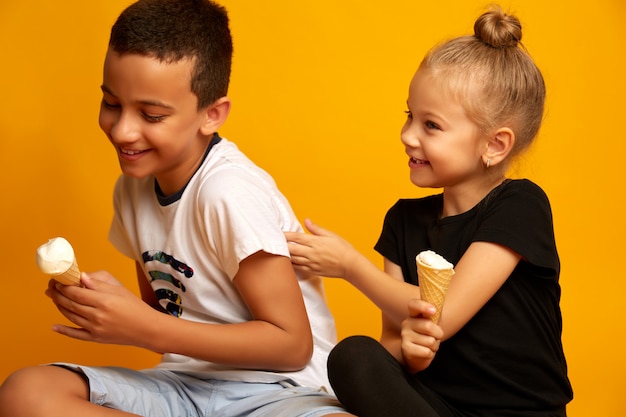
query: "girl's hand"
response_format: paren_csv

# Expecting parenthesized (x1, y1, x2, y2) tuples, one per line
(45, 271, 159, 348)
(401, 299, 444, 373)
(284, 219, 357, 278)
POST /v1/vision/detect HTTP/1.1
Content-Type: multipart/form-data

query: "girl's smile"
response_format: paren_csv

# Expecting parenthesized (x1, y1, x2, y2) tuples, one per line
(408, 156, 430, 168)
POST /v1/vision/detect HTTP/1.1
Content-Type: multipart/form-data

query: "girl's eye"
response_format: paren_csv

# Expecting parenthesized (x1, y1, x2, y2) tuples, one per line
(425, 120, 440, 130)
(404, 110, 413, 120)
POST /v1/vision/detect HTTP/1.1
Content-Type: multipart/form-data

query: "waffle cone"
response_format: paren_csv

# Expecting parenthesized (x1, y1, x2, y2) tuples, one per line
(417, 259, 454, 323)
(51, 258, 81, 286)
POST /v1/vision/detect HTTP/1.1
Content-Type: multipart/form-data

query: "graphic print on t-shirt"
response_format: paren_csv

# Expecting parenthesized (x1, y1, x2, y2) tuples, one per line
(142, 250, 194, 317)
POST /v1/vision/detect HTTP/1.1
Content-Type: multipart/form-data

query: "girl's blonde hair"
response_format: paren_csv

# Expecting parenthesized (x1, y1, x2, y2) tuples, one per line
(420, 5, 545, 158)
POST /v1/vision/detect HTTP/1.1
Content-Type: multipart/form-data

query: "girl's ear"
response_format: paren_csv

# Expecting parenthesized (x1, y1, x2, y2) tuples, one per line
(482, 127, 515, 168)
(199, 96, 231, 136)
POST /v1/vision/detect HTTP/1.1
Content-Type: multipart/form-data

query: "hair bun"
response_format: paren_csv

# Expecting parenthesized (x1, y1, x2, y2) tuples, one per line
(473, 6, 522, 48)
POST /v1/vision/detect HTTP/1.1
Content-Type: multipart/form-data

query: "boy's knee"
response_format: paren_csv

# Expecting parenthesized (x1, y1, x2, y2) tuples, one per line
(1, 366, 55, 397)
(0, 365, 88, 416)
(0, 366, 43, 415)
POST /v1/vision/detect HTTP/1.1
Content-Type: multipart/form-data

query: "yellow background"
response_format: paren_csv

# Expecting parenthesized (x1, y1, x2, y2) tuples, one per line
(1, 1, 624, 416)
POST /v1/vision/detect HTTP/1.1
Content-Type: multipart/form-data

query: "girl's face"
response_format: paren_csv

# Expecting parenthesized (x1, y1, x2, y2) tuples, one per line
(98, 49, 211, 196)
(401, 68, 486, 190)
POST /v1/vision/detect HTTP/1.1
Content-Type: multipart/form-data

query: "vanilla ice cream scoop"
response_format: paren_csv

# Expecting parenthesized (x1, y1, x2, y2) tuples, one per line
(416, 250, 455, 323)
(36, 237, 81, 285)
(417, 250, 453, 270)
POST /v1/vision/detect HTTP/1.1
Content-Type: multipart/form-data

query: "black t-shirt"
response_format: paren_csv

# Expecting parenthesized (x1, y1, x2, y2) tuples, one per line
(375, 179, 573, 414)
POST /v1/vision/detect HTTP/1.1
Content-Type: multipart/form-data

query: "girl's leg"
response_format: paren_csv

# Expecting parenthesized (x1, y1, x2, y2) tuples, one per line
(0, 365, 138, 417)
(328, 335, 446, 417)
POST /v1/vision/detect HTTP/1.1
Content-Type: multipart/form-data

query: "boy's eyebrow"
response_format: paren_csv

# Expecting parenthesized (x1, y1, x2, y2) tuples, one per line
(100, 85, 175, 110)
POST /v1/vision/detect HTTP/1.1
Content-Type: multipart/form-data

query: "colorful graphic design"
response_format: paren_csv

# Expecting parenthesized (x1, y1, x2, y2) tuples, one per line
(155, 288, 183, 317)
(148, 270, 187, 291)
(143, 250, 193, 318)
(143, 251, 194, 277)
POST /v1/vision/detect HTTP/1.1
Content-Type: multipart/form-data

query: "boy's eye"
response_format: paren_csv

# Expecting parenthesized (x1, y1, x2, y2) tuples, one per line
(404, 110, 413, 120)
(102, 98, 120, 109)
(143, 113, 166, 123)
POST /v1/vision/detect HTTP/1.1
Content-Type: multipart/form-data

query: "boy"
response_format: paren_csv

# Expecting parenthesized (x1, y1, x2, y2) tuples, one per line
(0, 1, 349, 416)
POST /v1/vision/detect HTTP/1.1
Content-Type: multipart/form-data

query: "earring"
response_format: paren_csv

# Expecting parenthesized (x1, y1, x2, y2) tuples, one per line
(486, 158, 491, 169)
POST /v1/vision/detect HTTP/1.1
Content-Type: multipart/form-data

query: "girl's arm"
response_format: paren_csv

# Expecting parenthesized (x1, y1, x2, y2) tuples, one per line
(437, 240, 521, 338)
(287, 219, 521, 339)
(286, 219, 421, 325)
(400, 241, 520, 372)
(378, 260, 406, 361)
(380, 259, 442, 372)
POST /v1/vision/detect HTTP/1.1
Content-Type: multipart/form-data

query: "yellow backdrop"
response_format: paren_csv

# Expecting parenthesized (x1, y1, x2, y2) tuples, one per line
(0, 1, 623, 416)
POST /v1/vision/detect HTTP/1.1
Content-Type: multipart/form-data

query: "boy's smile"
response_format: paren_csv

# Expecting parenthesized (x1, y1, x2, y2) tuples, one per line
(99, 48, 212, 196)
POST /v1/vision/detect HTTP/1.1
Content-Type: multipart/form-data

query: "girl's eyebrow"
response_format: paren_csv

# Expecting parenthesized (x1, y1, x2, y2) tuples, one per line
(100, 84, 175, 110)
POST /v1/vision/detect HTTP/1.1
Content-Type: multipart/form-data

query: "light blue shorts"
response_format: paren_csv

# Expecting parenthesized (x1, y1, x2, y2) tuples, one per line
(54, 364, 349, 417)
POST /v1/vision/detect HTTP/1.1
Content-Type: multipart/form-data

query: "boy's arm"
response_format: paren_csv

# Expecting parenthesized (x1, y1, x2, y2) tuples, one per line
(148, 250, 313, 371)
(231, 250, 314, 369)
(136, 261, 165, 312)
(49, 252, 313, 371)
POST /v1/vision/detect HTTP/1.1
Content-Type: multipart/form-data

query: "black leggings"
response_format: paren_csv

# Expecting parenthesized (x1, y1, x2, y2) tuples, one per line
(327, 335, 457, 417)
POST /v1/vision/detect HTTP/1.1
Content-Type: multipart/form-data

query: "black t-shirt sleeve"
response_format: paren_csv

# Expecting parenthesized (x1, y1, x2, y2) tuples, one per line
(374, 200, 403, 266)
(473, 179, 559, 276)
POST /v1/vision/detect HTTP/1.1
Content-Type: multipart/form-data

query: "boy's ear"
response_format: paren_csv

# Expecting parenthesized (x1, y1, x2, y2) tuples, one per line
(199, 96, 231, 136)
(482, 127, 515, 168)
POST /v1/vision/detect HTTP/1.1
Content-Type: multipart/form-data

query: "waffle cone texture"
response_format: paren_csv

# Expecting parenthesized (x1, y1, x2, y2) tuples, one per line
(417, 258, 455, 323)
(51, 259, 81, 286)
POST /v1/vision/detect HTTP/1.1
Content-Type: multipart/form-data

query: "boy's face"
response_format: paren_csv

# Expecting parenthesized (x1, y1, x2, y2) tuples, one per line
(99, 48, 210, 195)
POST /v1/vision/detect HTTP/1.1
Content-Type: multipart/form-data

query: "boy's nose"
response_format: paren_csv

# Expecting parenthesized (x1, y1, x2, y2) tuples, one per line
(109, 113, 141, 143)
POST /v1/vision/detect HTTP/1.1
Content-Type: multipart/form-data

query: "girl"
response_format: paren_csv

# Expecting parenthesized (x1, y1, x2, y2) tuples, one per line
(285, 5, 573, 417)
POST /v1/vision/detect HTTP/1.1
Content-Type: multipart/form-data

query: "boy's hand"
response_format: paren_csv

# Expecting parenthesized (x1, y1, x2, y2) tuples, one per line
(284, 218, 356, 278)
(46, 271, 159, 348)
(401, 299, 444, 374)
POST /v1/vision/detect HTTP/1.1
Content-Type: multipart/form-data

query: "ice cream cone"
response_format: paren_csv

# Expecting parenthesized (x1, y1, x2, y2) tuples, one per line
(51, 258, 81, 286)
(36, 237, 82, 286)
(416, 250, 455, 323)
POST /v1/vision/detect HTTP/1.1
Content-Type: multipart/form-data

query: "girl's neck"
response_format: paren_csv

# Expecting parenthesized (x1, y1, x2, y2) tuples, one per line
(441, 175, 507, 218)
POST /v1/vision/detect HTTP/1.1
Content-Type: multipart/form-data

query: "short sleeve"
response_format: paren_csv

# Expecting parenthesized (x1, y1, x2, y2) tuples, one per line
(197, 167, 291, 279)
(474, 179, 559, 274)
(374, 200, 404, 266)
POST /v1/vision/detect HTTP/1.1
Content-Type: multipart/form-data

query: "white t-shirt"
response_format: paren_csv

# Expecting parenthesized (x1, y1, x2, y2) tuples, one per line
(109, 137, 337, 390)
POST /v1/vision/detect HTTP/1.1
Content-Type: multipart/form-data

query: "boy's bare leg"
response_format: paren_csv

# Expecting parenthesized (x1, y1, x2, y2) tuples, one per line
(0, 365, 139, 417)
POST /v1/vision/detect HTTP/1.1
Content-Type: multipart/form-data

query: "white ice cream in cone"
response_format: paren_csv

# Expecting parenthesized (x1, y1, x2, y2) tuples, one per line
(416, 250, 455, 323)
(36, 237, 81, 286)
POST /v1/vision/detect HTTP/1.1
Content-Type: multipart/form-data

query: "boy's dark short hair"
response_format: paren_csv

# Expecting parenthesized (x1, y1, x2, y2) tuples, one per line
(109, 0, 232, 109)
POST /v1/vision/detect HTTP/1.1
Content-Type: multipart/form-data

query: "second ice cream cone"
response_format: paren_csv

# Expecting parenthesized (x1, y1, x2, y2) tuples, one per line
(416, 250, 455, 323)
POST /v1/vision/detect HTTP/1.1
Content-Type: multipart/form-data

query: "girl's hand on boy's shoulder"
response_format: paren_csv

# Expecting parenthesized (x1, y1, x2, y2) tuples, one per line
(284, 218, 355, 278)
(400, 299, 444, 374)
